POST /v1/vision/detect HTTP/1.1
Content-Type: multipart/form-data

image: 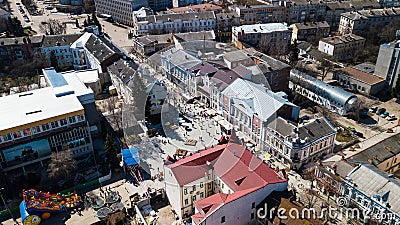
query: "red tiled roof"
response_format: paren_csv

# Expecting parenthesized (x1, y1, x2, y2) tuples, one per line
(338, 67, 384, 85)
(165, 144, 227, 186)
(192, 187, 260, 224)
(214, 143, 286, 191)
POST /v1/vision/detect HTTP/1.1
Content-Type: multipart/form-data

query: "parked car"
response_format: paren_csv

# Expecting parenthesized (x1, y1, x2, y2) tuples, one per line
(376, 108, 386, 115)
(381, 111, 389, 118)
(369, 107, 378, 113)
(300, 115, 310, 121)
(388, 114, 397, 121)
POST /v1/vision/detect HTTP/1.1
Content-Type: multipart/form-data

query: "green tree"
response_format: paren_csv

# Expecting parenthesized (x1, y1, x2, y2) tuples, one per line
(105, 134, 119, 169)
(48, 151, 77, 181)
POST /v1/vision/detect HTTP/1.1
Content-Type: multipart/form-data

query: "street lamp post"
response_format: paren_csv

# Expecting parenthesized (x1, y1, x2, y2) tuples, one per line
(0, 188, 19, 224)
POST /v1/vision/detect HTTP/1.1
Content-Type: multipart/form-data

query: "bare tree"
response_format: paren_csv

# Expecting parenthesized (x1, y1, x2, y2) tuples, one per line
(102, 96, 122, 131)
(39, 19, 66, 35)
(48, 151, 77, 181)
(320, 57, 333, 81)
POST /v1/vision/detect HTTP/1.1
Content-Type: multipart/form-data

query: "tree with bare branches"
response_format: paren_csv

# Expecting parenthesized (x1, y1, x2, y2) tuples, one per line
(39, 19, 66, 35)
(48, 151, 77, 181)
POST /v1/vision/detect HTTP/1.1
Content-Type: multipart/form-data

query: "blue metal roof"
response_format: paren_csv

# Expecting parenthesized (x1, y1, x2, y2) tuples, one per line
(44, 68, 68, 87)
(122, 148, 139, 166)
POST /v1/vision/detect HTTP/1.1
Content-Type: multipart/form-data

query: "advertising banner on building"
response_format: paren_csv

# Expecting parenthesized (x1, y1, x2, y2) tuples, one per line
(2, 139, 51, 163)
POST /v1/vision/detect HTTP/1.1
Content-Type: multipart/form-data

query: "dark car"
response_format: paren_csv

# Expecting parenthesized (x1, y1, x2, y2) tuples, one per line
(300, 115, 310, 120)
(376, 108, 386, 115)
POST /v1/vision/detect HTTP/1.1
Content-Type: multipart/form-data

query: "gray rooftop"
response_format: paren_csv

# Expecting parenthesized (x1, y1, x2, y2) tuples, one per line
(222, 79, 297, 121)
(326, 0, 380, 10)
(41, 34, 81, 47)
(292, 21, 330, 30)
(0, 36, 43, 46)
(349, 133, 400, 165)
(242, 48, 290, 71)
(341, 7, 400, 20)
(84, 35, 118, 63)
(145, 11, 215, 23)
(346, 164, 400, 215)
(298, 117, 336, 143)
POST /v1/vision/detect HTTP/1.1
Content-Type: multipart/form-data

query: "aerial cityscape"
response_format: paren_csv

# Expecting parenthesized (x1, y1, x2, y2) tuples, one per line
(0, 0, 400, 224)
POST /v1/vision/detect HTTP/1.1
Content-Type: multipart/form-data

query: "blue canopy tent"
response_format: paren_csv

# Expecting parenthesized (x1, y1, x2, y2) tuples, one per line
(122, 148, 142, 182)
(122, 148, 139, 166)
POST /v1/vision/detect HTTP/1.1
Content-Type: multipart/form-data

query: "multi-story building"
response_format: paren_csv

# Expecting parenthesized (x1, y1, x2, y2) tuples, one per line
(342, 164, 400, 225)
(318, 34, 365, 61)
(338, 7, 400, 35)
(314, 160, 355, 201)
(290, 21, 330, 43)
(348, 133, 400, 174)
(230, 4, 287, 25)
(164, 142, 288, 219)
(39, 33, 121, 73)
(378, 0, 400, 7)
(333, 67, 386, 97)
(264, 117, 336, 169)
(132, 30, 215, 57)
(324, 0, 381, 29)
(0, 36, 43, 66)
(241, 48, 292, 92)
(39, 34, 82, 69)
(221, 78, 300, 147)
(232, 23, 292, 54)
(215, 12, 240, 41)
(93, 0, 148, 26)
(107, 59, 167, 115)
(0, 68, 99, 174)
(279, 0, 326, 24)
(134, 11, 216, 36)
(289, 69, 359, 116)
(374, 39, 400, 90)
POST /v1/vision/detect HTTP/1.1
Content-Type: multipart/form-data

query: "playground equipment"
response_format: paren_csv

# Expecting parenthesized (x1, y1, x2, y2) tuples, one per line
(20, 189, 83, 225)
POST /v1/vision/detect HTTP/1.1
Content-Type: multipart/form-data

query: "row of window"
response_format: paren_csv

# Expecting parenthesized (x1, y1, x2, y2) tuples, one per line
(0, 115, 85, 144)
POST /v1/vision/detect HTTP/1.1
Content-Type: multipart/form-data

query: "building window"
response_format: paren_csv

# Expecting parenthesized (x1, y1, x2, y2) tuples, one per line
(184, 199, 188, 205)
(200, 192, 204, 198)
(184, 188, 187, 195)
(251, 212, 255, 219)
(192, 195, 196, 201)
(252, 202, 255, 209)
(192, 185, 196, 191)
(221, 216, 225, 223)
(200, 182, 204, 188)
(208, 183, 211, 189)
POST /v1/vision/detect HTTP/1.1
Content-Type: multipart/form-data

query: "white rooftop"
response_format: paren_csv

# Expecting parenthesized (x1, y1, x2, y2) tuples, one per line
(74, 69, 100, 84)
(43, 68, 94, 105)
(0, 87, 83, 132)
(233, 23, 290, 34)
